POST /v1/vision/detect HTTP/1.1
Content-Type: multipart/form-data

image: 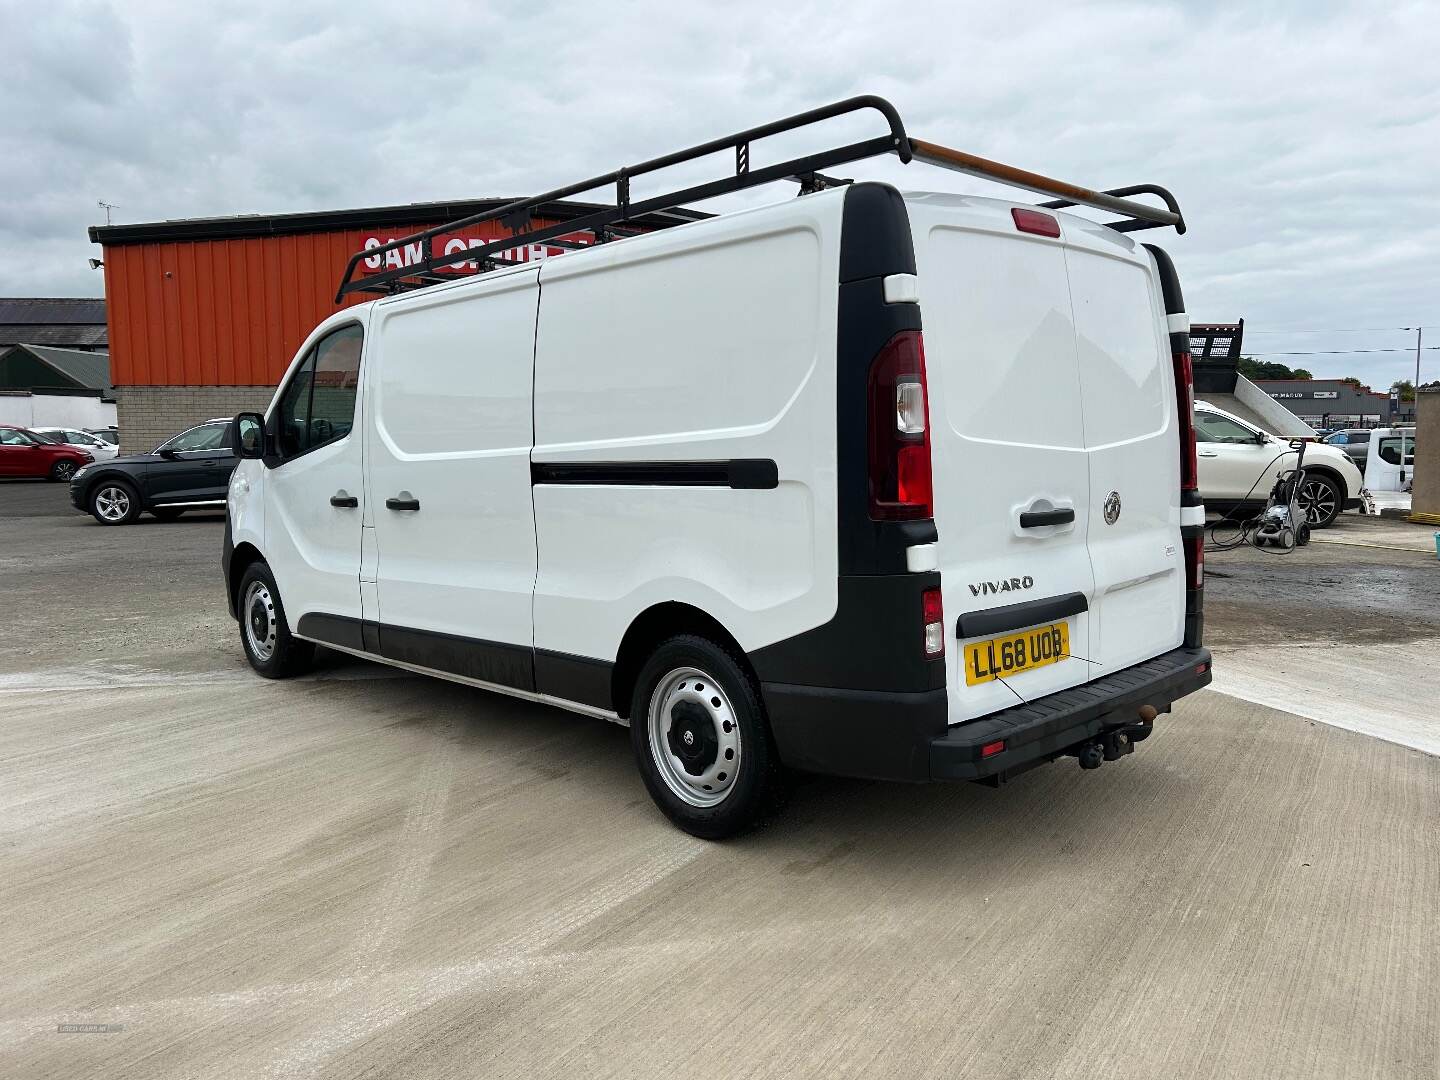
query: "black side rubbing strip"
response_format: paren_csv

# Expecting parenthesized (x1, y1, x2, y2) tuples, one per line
(1019, 508, 1075, 528)
(956, 592, 1088, 640)
(531, 459, 778, 490)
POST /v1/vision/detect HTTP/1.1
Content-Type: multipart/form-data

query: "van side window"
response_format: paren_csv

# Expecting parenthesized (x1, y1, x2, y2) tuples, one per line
(310, 326, 363, 444)
(1377, 438, 1402, 465)
(276, 353, 316, 458)
(274, 324, 363, 461)
(1193, 412, 1255, 444)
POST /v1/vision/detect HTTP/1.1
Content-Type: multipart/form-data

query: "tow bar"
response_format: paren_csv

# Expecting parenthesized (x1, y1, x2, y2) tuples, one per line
(1075, 704, 1158, 770)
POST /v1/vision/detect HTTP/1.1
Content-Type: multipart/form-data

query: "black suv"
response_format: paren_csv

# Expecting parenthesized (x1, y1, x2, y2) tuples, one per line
(69, 418, 237, 525)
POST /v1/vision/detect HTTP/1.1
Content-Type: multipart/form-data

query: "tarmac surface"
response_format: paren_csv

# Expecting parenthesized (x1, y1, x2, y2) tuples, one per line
(2, 479, 1437, 1079)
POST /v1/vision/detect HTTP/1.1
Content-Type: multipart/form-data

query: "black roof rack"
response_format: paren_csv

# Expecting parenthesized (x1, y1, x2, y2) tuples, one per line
(336, 94, 1185, 302)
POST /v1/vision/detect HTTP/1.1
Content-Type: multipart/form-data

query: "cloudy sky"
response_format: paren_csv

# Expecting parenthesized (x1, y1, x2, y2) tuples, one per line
(3, 0, 1436, 389)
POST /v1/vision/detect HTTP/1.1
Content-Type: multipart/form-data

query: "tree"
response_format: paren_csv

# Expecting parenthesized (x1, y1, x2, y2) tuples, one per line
(1237, 357, 1311, 380)
(1292, 368, 1313, 380)
(1390, 379, 1415, 402)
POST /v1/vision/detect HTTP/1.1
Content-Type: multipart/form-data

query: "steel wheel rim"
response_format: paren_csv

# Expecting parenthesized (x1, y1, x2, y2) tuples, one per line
(94, 486, 130, 521)
(647, 666, 742, 808)
(1300, 480, 1336, 524)
(243, 580, 278, 662)
(54, 461, 75, 480)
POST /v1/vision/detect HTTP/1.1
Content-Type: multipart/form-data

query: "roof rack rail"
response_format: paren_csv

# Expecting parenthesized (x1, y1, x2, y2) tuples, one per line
(336, 95, 1184, 302)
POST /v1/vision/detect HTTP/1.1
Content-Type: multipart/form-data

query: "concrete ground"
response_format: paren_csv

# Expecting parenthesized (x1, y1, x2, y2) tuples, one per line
(1, 482, 1437, 1080)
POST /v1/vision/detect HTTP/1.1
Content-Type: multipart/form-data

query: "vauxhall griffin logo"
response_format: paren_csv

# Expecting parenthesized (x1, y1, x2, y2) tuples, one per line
(969, 576, 1034, 597)
(1103, 491, 1122, 525)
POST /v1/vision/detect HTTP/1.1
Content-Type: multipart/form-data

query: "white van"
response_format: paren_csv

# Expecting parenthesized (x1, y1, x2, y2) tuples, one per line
(223, 97, 1212, 837)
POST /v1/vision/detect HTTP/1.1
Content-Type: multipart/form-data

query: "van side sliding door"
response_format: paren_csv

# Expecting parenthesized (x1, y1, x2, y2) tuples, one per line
(364, 267, 542, 691)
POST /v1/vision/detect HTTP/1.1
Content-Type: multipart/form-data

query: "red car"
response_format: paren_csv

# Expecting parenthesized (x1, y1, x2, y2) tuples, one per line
(0, 424, 93, 481)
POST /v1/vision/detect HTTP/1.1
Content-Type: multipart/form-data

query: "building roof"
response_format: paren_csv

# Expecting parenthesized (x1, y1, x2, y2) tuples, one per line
(88, 198, 706, 247)
(0, 298, 106, 324)
(0, 297, 108, 350)
(0, 344, 111, 395)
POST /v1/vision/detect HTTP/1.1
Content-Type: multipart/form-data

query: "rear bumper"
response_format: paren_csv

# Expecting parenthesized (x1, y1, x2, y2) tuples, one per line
(929, 647, 1211, 780)
(763, 646, 1211, 783)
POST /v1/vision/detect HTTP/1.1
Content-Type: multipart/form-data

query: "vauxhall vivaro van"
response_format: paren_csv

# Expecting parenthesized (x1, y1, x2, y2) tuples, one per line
(223, 96, 1211, 837)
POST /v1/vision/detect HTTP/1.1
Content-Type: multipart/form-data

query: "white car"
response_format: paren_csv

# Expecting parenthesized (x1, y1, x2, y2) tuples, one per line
(1194, 401, 1363, 528)
(222, 96, 1213, 837)
(31, 426, 119, 461)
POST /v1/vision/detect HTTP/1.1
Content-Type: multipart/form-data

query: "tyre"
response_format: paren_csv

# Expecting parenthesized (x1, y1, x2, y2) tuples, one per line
(629, 634, 785, 839)
(49, 460, 79, 482)
(89, 480, 142, 525)
(236, 561, 315, 679)
(151, 508, 184, 521)
(1298, 473, 1342, 529)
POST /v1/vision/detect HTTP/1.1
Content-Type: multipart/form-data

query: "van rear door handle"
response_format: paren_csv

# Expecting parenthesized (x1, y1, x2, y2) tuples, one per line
(1019, 508, 1075, 528)
(385, 495, 420, 512)
(1198, 450, 1219, 457)
(330, 492, 358, 508)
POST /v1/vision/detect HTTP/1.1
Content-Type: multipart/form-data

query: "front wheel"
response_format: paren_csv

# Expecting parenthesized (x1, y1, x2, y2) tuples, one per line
(630, 635, 785, 839)
(89, 480, 142, 525)
(50, 460, 78, 482)
(1299, 474, 1342, 528)
(237, 562, 315, 679)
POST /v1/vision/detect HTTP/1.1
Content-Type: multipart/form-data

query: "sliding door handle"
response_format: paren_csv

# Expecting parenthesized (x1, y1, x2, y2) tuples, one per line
(329, 492, 358, 508)
(385, 494, 420, 512)
(1019, 507, 1074, 528)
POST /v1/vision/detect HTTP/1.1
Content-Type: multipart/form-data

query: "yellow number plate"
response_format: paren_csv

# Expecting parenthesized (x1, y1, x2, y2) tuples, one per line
(964, 622, 1070, 686)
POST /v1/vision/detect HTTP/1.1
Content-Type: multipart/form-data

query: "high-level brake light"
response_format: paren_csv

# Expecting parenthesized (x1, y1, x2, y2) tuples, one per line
(1011, 208, 1061, 237)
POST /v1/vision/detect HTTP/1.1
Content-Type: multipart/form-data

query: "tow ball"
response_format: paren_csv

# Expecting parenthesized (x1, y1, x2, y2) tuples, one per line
(1077, 705, 1157, 769)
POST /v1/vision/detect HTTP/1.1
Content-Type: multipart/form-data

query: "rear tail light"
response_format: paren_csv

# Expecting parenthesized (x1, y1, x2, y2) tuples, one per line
(1173, 349, 1198, 495)
(1185, 533, 1204, 591)
(868, 331, 933, 520)
(922, 586, 944, 658)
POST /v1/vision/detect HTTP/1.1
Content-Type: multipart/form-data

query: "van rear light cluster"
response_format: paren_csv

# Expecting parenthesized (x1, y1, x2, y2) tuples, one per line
(1185, 533, 1204, 591)
(1173, 348, 1199, 495)
(922, 586, 944, 658)
(868, 330, 933, 520)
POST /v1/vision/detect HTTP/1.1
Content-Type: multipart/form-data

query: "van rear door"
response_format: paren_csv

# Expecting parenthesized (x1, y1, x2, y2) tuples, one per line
(912, 199, 1098, 723)
(1063, 232, 1184, 676)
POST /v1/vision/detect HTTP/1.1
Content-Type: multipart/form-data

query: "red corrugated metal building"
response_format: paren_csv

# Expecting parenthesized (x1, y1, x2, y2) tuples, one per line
(88, 200, 691, 452)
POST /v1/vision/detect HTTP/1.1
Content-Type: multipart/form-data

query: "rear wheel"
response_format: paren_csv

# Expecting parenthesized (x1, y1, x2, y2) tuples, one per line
(1298, 473, 1342, 528)
(89, 480, 141, 525)
(630, 634, 785, 839)
(237, 562, 315, 679)
(49, 460, 78, 482)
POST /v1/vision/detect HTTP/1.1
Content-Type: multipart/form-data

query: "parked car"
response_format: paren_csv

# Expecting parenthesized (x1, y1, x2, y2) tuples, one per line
(1195, 401, 1363, 527)
(32, 426, 120, 461)
(223, 98, 1214, 838)
(0, 424, 93, 480)
(1322, 427, 1377, 469)
(69, 417, 236, 524)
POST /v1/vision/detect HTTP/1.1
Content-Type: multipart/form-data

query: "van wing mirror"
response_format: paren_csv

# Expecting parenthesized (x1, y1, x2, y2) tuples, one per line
(232, 412, 265, 459)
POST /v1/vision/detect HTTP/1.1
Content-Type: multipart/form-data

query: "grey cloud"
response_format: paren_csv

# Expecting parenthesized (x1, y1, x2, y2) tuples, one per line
(1, 0, 1436, 388)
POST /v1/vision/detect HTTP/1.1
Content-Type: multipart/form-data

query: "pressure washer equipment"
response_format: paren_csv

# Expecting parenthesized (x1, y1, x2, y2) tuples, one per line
(1251, 439, 1313, 551)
